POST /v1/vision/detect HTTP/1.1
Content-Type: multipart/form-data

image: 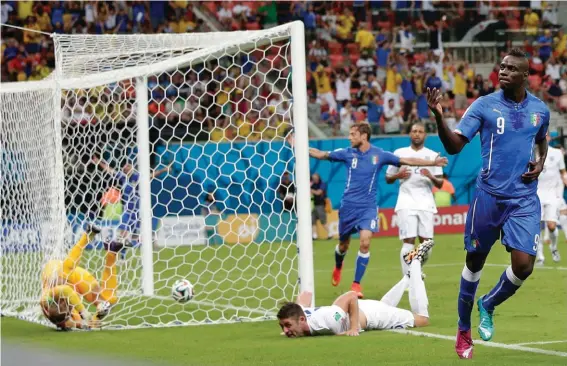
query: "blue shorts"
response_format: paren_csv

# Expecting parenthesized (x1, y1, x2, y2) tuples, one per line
(118, 210, 139, 233)
(338, 205, 379, 241)
(464, 188, 541, 256)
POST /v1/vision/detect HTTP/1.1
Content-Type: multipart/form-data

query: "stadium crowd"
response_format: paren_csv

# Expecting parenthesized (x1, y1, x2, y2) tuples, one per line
(1, 1, 566, 140)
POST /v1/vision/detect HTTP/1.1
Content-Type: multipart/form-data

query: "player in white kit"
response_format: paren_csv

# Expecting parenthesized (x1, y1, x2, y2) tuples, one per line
(536, 134, 567, 264)
(385, 122, 444, 275)
(277, 240, 434, 337)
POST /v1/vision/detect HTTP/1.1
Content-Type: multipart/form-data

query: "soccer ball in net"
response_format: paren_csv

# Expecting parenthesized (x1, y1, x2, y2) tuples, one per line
(171, 279, 195, 303)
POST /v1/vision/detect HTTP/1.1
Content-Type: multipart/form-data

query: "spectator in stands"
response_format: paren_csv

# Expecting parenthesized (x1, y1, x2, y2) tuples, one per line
(376, 41, 392, 81)
(308, 39, 327, 69)
(339, 100, 354, 135)
(257, 1, 278, 29)
(303, 4, 317, 44)
(546, 57, 561, 83)
(355, 22, 375, 53)
(307, 93, 321, 124)
(278, 172, 295, 212)
(433, 173, 456, 207)
(524, 8, 540, 41)
(401, 70, 416, 121)
(384, 62, 402, 110)
(356, 50, 376, 80)
(554, 29, 567, 57)
(313, 65, 337, 113)
(453, 65, 468, 112)
(425, 69, 443, 91)
(366, 94, 383, 135)
(383, 98, 403, 135)
(541, 2, 558, 28)
(334, 68, 354, 107)
(397, 23, 415, 55)
(311, 173, 331, 240)
(538, 29, 554, 63)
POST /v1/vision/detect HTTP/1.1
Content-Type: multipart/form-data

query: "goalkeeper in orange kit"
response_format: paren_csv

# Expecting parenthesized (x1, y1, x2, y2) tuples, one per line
(40, 223, 131, 330)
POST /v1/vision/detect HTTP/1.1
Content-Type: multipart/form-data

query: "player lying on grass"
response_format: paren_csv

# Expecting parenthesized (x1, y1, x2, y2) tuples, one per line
(277, 239, 434, 337)
(41, 223, 131, 330)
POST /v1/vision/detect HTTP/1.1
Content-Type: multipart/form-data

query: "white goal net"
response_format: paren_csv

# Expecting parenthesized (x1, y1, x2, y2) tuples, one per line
(0, 22, 314, 329)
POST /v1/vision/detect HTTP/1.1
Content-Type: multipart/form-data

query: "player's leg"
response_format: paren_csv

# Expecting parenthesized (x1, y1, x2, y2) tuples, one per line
(397, 209, 417, 276)
(546, 219, 560, 262)
(405, 239, 435, 327)
(477, 194, 540, 342)
(333, 206, 356, 286)
(537, 220, 547, 265)
(350, 207, 380, 297)
(380, 276, 410, 307)
(62, 223, 101, 274)
(455, 189, 500, 359)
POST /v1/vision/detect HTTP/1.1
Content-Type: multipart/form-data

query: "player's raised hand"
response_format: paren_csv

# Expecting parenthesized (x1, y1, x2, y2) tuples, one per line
(397, 166, 411, 179)
(426, 88, 443, 117)
(521, 161, 544, 182)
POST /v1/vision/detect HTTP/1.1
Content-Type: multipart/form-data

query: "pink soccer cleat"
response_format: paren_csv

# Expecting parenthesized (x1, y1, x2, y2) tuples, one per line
(455, 328, 474, 359)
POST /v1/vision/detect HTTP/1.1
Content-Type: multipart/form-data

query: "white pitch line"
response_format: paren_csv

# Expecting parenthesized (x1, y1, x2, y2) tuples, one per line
(313, 263, 567, 274)
(389, 329, 567, 357)
(512, 340, 567, 346)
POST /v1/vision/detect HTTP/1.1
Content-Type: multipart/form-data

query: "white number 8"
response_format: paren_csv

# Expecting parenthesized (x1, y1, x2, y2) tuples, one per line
(496, 117, 505, 134)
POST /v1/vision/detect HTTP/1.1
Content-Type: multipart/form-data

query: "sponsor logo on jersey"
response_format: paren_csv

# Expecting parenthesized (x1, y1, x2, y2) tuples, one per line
(372, 155, 378, 165)
(334, 312, 342, 321)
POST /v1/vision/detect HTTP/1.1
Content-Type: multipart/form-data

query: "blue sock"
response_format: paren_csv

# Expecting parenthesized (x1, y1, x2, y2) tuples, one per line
(457, 265, 482, 331)
(482, 266, 523, 313)
(353, 251, 370, 284)
(334, 245, 346, 269)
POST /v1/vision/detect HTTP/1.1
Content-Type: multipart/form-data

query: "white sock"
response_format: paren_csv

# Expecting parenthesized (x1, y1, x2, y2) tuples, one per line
(543, 225, 550, 243)
(400, 243, 414, 276)
(409, 260, 429, 317)
(561, 215, 567, 240)
(380, 276, 409, 307)
(549, 227, 558, 252)
(536, 232, 545, 261)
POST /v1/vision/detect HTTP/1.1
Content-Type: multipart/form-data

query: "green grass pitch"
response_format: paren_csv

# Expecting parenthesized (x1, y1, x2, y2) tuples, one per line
(3, 234, 567, 365)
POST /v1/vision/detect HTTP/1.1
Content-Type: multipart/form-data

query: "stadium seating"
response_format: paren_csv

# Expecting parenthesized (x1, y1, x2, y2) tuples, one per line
(2, 1, 565, 139)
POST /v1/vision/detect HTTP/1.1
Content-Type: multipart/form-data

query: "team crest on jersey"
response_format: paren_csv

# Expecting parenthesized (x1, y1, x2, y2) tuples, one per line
(372, 156, 378, 165)
(530, 113, 540, 127)
(334, 312, 342, 321)
(473, 239, 480, 248)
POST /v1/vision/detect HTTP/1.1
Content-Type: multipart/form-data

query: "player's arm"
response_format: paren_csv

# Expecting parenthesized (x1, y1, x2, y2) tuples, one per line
(420, 170, 444, 188)
(333, 291, 360, 336)
(427, 88, 472, 154)
(522, 110, 550, 182)
(92, 155, 116, 175)
(561, 169, 567, 187)
(399, 156, 448, 168)
(151, 164, 171, 178)
(295, 291, 313, 308)
(309, 148, 330, 160)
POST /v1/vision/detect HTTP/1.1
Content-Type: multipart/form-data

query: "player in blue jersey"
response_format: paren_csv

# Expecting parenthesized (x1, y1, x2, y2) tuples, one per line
(309, 123, 447, 298)
(426, 49, 550, 359)
(93, 156, 169, 242)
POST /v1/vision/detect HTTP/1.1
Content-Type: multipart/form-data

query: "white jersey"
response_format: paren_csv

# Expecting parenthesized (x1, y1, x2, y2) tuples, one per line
(386, 146, 443, 213)
(303, 305, 350, 336)
(538, 147, 565, 203)
(302, 300, 414, 335)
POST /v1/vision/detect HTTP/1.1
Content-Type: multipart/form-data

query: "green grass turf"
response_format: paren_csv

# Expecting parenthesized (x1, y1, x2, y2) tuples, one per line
(3, 234, 567, 365)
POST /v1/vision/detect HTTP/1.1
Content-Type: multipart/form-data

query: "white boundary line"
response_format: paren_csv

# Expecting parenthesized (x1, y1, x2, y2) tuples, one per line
(512, 340, 567, 346)
(314, 263, 567, 273)
(390, 329, 567, 357)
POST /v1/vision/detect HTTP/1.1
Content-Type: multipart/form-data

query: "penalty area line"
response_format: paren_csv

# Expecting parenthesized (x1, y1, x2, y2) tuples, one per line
(512, 340, 567, 346)
(389, 329, 567, 358)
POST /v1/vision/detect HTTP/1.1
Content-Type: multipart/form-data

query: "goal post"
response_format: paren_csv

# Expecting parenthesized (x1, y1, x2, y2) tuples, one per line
(0, 21, 314, 329)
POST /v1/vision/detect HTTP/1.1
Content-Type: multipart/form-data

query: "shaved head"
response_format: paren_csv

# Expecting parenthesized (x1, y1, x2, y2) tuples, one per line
(498, 49, 529, 93)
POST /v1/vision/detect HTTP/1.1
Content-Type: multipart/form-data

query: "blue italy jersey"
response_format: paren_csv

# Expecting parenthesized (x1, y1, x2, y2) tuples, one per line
(329, 145, 400, 208)
(116, 171, 140, 212)
(454, 90, 550, 198)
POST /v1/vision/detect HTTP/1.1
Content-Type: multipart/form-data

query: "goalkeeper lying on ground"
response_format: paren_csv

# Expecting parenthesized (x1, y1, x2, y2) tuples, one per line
(40, 224, 130, 330)
(277, 240, 434, 337)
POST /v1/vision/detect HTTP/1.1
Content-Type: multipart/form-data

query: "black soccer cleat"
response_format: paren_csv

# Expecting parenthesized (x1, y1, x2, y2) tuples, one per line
(103, 238, 133, 253)
(84, 223, 102, 235)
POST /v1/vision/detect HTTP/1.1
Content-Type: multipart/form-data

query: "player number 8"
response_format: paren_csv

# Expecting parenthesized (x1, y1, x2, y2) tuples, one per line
(496, 117, 505, 135)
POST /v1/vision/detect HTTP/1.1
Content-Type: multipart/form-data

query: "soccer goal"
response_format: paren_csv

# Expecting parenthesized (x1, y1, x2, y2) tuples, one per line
(0, 22, 314, 329)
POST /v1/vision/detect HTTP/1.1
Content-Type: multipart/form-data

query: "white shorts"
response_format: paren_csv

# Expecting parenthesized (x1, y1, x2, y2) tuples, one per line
(541, 201, 560, 223)
(359, 300, 415, 330)
(396, 209, 434, 240)
(560, 198, 567, 212)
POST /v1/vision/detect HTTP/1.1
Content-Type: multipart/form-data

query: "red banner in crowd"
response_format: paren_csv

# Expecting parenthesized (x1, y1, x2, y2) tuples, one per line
(373, 205, 470, 237)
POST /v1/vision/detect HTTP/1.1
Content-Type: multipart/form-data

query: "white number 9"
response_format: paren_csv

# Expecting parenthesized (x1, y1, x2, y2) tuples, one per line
(496, 117, 505, 135)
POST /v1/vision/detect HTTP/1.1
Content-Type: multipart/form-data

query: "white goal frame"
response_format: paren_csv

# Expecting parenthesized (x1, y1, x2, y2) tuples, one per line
(0, 21, 315, 326)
